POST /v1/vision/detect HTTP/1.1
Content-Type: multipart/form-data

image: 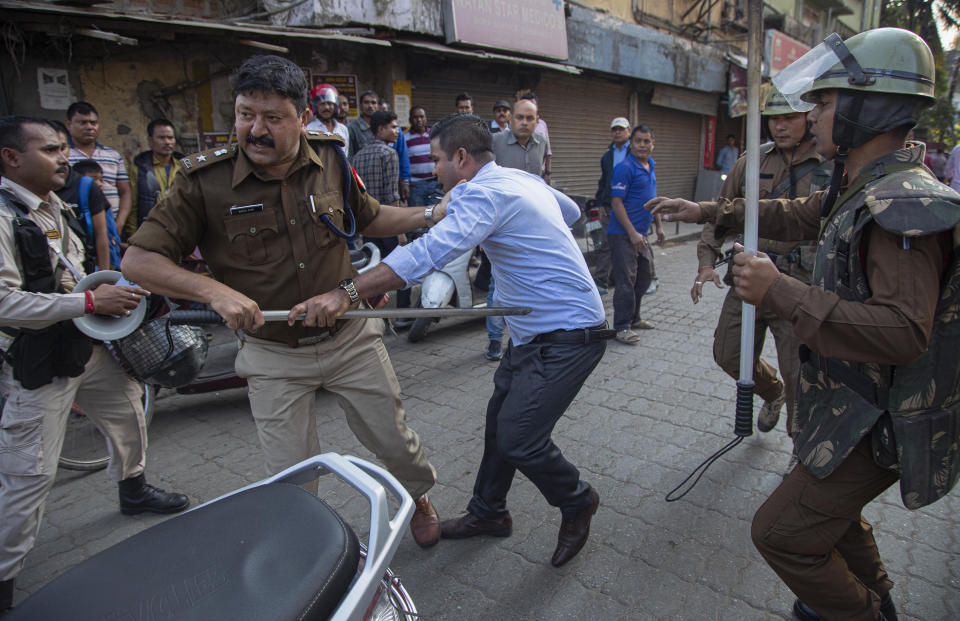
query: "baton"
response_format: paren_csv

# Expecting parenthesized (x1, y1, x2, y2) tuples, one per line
(167, 306, 532, 325)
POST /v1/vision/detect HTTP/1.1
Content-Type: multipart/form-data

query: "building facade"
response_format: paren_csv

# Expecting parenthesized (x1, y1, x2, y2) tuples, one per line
(1, 0, 875, 199)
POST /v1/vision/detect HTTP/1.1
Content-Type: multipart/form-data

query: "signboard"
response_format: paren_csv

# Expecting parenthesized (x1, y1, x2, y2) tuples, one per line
(38, 68, 71, 110)
(313, 74, 359, 121)
(727, 64, 747, 118)
(703, 115, 717, 169)
(393, 80, 412, 129)
(442, 0, 568, 61)
(765, 29, 810, 77)
(200, 132, 232, 150)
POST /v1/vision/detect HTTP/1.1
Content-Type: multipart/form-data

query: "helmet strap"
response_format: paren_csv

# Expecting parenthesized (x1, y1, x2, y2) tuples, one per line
(820, 151, 847, 220)
(825, 33, 874, 86)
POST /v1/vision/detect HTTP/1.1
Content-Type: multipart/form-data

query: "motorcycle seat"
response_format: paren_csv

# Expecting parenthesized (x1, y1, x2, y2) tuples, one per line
(8, 482, 361, 621)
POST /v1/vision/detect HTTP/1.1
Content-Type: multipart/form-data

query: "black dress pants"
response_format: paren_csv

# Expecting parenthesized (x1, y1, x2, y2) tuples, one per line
(466, 337, 606, 519)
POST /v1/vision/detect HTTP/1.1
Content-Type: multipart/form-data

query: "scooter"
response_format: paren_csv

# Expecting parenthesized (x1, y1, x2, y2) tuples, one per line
(407, 248, 488, 343)
(6, 452, 418, 621)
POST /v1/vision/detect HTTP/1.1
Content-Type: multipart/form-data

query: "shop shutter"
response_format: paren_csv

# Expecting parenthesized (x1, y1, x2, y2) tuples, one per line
(410, 78, 515, 131)
(534, 75, 632, 199)
(639, 105, 702, 200)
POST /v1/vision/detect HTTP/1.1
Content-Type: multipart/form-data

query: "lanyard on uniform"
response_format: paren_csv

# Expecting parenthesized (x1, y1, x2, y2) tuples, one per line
(311, 143, 358, 239)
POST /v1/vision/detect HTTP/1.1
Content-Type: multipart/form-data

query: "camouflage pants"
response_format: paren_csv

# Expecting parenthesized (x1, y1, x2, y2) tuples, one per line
(751, 437, 899, 621)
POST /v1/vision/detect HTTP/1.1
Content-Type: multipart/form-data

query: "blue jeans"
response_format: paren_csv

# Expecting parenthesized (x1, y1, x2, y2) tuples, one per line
(487, 278, 504, 343)
(409, 179, 440, 207)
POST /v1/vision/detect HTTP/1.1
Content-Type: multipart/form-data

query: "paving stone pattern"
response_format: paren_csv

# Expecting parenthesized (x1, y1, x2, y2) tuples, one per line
(17, 235, 960, 620)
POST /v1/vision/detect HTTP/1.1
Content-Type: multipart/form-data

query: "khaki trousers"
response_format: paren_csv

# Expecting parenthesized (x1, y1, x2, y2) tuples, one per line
(713, 286, 801, 435)
(0, 345, 146, 580)
(752, 438, 899, 620)
(234, 317, 436, 499)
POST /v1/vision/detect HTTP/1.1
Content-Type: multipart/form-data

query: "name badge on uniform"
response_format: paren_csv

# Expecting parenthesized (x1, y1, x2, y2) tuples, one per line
(229, 203, 264, 215)
(44, 229, 61, 240)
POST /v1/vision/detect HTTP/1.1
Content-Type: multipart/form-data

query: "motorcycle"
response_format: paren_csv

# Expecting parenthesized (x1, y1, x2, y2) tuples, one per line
(57, 243, 382, 472)
(407, 247, 488, 343)
(6, 452, 418, 621)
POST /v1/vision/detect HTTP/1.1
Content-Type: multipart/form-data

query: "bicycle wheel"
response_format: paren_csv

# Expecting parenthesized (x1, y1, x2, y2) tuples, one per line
(59, 383, 155, 471)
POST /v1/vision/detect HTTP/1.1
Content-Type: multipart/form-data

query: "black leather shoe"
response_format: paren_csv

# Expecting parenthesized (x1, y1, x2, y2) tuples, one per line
(0, 578, 14, 613)
(440, 511, 512, 539)
(551, 487, 600, 567)
(118, 474, 190, 515)
(879, 593, 898, 621)
(793, 599, 819, 621)
(794, 594, 895, 621)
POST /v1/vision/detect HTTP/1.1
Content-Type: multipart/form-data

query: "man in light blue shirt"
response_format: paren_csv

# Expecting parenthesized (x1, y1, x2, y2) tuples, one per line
(289, 114, 611, 568)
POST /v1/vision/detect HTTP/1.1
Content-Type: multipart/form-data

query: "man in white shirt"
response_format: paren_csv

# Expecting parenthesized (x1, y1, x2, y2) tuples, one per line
(306, 83, 350, 158)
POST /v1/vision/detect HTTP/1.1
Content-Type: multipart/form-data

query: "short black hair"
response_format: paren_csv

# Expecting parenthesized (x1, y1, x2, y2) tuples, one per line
(359, 90, 379, 103)
(66, 101, 98, 120)
(0, 116, 54, 173)
(519, 92, 539, 104)
(429, 114, 492, 160)
(48, 120, 69, 137)
(631, 125, 655, 140)
(229, 55, 308, 114)
(455, 92, 473, 105)
(147, 118, 175, 138)
(370, 110, 397, 136)
(410, 106, 426, 121)
(73, 159, 103, 176)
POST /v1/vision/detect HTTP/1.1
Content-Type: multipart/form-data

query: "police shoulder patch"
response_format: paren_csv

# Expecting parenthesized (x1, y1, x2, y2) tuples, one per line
(179, 144, 238, 175)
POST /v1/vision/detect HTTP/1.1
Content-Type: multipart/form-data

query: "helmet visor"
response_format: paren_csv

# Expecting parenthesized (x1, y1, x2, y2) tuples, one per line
(772, 40, 840, 113)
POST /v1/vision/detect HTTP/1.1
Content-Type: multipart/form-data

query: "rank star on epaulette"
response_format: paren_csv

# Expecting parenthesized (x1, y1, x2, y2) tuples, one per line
(196, 154, 207, 162)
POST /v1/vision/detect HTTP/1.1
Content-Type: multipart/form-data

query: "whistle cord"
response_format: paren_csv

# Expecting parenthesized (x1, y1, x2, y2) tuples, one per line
(665, 381, 755, 502)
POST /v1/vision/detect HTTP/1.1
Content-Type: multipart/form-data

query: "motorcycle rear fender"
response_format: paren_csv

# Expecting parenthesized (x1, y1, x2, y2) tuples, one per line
(420, 270, 456, 308)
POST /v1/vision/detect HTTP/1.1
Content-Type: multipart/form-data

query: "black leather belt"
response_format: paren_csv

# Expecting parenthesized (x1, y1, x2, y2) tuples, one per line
(530, 324, 615, 345)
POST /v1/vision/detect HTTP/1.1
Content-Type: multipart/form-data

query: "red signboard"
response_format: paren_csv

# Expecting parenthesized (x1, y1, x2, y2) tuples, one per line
(703, 115, 717, 169)
(765, 29, 810, 77)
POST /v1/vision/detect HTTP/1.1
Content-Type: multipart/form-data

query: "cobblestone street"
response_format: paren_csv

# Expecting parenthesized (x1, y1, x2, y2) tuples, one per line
(17, 235, 960, 620)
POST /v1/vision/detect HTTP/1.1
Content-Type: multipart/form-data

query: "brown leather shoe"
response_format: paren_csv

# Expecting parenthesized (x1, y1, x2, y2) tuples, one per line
(439, 511, 513, 539)
(551, 487, 600, 567)
(410, 495, 440, 548)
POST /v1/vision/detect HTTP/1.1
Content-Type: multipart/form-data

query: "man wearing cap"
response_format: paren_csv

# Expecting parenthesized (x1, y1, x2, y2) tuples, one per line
(592, 117, 631, 291)
(490, 100, 511, 134)
(649, 28, 960, 621)
(693, 87, 827, 461)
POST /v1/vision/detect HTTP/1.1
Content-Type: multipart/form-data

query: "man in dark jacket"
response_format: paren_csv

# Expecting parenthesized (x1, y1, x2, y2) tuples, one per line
(127, 119, 184, 236)
(592, 117, 631, 290)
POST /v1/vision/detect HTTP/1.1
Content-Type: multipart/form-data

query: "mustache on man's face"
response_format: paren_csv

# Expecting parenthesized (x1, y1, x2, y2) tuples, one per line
(55, 166, 69, 175)
(246, 134, 276, 148)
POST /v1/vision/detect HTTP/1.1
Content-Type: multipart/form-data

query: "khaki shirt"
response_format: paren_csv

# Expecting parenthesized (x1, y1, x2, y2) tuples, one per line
(0, 179, 86, 330)
(697, 139, 823, 282)
(129, 133, 380, 344)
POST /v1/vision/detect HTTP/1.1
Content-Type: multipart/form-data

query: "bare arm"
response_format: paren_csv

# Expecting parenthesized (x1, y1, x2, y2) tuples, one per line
(122, 245, 264, 331)
(91, 211, 110, 271)
(115, 180, 132, 229)
(287, 262, 404, 328)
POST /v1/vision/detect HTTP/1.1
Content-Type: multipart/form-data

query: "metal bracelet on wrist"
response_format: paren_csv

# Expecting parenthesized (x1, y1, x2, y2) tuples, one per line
(424, 205, 435, 226)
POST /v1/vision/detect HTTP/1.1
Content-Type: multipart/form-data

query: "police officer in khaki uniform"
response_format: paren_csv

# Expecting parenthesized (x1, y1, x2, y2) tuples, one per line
(122, 55, 444, 548)
(650, 28, 960, 621)
(694, 87, 826, 451)
(0, 117, 188, 612)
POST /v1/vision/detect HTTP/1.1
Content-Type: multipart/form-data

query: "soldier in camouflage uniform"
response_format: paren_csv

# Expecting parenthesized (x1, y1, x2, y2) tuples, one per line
(694, 86, 829, 447)
(649, 28, 960, 621)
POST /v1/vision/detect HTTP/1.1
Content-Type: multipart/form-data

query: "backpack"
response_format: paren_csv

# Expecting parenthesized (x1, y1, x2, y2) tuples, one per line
(77, 175, 123, 270)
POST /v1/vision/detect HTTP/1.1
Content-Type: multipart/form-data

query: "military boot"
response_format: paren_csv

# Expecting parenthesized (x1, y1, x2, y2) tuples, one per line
(118, 474, 190, 515)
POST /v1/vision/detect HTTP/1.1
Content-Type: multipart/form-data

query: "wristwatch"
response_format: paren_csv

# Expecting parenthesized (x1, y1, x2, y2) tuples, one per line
(423, 205, 435, 226)
(338, 278, 359, 304)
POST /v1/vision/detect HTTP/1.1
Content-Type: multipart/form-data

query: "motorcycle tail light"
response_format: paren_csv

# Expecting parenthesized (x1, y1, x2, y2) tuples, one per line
(587, 207, 602, 221)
